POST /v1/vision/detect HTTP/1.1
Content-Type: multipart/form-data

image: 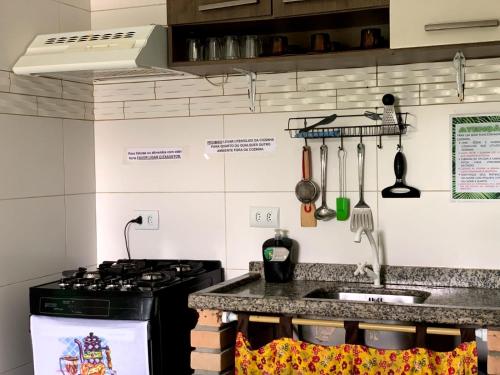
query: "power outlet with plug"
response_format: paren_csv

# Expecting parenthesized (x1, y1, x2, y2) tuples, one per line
(249, 207, 280, 228)
(134, 210, 159, 230)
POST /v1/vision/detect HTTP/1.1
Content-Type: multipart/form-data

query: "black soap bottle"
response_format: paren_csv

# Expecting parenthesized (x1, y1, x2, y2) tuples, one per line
(262, 229, 294, 283)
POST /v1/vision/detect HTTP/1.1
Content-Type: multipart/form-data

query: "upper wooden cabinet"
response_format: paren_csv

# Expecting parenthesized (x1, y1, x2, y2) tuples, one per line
(391, 0, 500, 48)
(273, 0, 388, 18)
(168, 0, 272, 25)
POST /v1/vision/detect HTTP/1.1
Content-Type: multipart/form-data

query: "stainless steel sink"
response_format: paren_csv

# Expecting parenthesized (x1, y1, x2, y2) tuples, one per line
(304, 287, 430, 304)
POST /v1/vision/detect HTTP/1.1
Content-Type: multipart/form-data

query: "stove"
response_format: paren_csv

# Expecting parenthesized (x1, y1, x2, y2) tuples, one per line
(30, 259, 223, 375)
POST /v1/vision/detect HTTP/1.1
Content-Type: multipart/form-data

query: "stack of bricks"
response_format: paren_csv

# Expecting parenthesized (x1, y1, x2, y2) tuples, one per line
(191, 309, 236, 375)
(489, 329, 500, 374)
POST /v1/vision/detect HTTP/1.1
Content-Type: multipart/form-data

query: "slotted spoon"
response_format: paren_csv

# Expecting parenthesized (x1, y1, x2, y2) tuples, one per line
(350, 143, 373, 232)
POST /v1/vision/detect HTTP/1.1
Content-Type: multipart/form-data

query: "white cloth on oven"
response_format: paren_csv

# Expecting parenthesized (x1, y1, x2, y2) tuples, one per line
(31, 315, 150, 375)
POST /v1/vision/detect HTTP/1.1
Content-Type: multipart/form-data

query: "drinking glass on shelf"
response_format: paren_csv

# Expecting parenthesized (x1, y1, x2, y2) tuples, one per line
(241, 35, 261, 59)
(206, 37, 222, 61)
(223, 35, 240, 60)
(187, 38, 203, 62)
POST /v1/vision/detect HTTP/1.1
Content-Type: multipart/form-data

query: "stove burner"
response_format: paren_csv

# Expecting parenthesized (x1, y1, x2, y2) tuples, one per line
(168, 261, 205, 277)
(170, 263, 192, 273)
(83, 271, 101, 279)
(142, 272, 166, 281)
(73, 278, 92, 289)
(58, 278, 73, 288)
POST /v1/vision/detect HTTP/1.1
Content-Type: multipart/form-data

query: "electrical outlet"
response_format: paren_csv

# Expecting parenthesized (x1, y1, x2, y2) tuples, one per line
(135, 210, 159, 230)
(249, 207, 279, 228)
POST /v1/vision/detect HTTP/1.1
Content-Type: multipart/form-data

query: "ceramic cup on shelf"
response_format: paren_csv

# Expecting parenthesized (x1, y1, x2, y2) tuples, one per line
(310, 33, 331, 53)
(360, 28, 381, 49)
(271, 35, 288, 56)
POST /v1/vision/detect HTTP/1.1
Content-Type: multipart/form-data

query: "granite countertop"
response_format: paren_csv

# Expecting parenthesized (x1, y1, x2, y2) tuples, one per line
(188, 263, 500, 326)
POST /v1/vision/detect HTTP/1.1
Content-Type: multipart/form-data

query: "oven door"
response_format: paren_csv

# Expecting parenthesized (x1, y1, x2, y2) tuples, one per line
(31, 315, 150, 375)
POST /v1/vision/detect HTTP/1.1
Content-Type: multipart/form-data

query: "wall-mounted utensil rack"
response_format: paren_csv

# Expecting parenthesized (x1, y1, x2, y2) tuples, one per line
(286, 112, 409, 148)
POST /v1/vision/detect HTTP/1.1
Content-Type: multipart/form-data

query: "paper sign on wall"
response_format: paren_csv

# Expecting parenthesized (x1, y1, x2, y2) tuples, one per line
(205, 137, 276, 154)
(127, 147, 183, 161)
(451, 114, 500, 199)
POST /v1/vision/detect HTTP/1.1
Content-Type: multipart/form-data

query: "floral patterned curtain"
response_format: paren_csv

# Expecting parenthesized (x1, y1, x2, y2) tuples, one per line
(234, 315, 478, 375)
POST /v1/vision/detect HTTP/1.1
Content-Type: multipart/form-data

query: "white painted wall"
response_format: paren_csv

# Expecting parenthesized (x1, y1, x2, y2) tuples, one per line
(0, 2, 93, 374)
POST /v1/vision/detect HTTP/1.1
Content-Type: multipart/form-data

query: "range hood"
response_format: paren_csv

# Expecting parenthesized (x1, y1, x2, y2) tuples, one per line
(13, 25, 184, 83)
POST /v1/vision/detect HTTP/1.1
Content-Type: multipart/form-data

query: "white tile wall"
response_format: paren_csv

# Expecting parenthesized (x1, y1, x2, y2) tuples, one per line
(156, 78, 223, 99)
(223, 111, 378, 192)
(0, 275, 57, 374)
(124, 98, 189, 118)
(298, 67, 376, 91)
(191, 95, 257, 116)
(225, 191, 379, 269)
(223, 75, 250, 96)
(65, 194, 97, 268)
(0, 197, 66, 286)
(261, 90, 336, 112)
(256, 73, 297, 94)
(62, 81, 93, 102)
(378, 192, 500, 268)
(94, 101, 124, 120)
(95, 193, 226, 263)
(63, 120, 95, 194)
(420, 83, 460, 105)
(94, 82, 155, 102)
(0, 93, 37, 116)
(94, 116, 224, 192)
(465, 80, 500, 103)
(38, 97, 86, 119)
(0, 115, 64, 199)
(337, 85, 420, 109)
(94, 75, 500, 273)
(2, 363, 34, 375)
(0, 71, 11, 92)
(377, 62, 455, 86)
(0, 4, 93, 375)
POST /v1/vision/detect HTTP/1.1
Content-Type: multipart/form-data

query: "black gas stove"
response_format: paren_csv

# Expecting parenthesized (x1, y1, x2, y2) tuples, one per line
(30, 259, 224, 374)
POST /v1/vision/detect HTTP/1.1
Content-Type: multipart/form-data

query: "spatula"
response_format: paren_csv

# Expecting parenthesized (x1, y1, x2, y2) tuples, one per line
(382, 151, 420, 198)
(350, 143, 374, 232)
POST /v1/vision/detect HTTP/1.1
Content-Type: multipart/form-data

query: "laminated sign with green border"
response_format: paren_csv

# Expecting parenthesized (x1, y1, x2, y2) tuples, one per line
(451, 114, 500, 200)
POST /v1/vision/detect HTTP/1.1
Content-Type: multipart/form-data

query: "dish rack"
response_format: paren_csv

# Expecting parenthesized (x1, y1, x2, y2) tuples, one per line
(286, 112, 410, 148)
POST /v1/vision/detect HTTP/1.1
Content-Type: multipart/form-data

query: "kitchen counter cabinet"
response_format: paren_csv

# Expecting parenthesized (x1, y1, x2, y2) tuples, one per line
(272, 0, 388, 18)
(167, 0, 272, 25)
(391, 0, 500, 49)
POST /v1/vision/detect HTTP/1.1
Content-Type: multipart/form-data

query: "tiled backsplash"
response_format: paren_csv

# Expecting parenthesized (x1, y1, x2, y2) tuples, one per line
(93, 58, 500, 120)
(94, 58, 500, 278)
(0, 71, 93, 120)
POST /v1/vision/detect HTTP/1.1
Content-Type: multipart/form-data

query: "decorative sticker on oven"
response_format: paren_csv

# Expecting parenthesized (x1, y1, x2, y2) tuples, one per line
(58, 332, 116, 375)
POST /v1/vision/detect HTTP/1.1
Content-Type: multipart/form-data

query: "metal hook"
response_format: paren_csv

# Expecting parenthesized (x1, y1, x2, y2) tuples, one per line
(397, 132, 402, 150)
(339, 133, 344, 151)
(303, 119, 308, 146)
(377, 135, 383, 149)
(322, 137, 326, 145)
(359, 127, 363, 144)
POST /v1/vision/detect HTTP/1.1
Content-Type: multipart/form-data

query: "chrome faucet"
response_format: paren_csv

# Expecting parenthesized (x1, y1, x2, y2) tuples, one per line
(353, 227, 381, 287)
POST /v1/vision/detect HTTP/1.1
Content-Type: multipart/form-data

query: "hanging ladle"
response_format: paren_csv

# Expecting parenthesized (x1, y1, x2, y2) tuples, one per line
(315, 143, 336, 221)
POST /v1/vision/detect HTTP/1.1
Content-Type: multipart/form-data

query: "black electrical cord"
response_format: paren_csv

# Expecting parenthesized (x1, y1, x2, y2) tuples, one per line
(124, 216, 143, 260)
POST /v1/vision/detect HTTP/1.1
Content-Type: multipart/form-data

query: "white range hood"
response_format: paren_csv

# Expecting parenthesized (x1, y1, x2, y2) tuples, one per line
(13, 25, 184, 83)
